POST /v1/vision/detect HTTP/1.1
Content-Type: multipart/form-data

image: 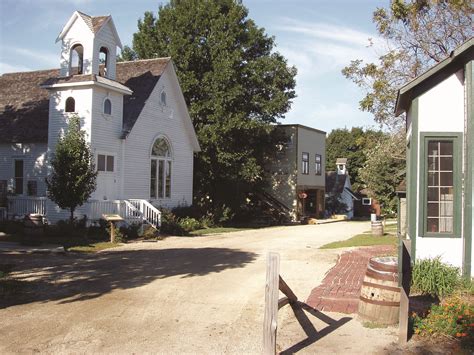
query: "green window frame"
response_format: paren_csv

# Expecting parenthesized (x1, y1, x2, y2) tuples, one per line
(419, 132, 462, 238)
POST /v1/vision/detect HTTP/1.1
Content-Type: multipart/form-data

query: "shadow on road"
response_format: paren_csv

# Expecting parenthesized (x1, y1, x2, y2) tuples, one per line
(0, 247, 257, 308)
(281, 301, 352, 354)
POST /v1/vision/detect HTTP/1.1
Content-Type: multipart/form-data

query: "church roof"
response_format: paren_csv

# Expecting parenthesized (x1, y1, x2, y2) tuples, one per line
(76, 11, 110, 34)
(0, 58, 171, 143)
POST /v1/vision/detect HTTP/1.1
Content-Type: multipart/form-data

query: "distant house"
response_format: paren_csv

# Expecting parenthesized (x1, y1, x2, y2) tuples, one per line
(0, 11, 200, 226)
(266, 124, 326, 221)
(395, 38, 473, 276)
(325, 158, 357, 219)
(353, 188, 381, 218)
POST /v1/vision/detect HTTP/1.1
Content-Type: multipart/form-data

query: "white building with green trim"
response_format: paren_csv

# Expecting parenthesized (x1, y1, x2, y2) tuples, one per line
(395, 38, 474, 277)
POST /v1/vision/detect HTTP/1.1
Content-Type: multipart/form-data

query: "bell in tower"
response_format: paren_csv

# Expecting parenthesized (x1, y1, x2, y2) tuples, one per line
(56, 11, 123, 80)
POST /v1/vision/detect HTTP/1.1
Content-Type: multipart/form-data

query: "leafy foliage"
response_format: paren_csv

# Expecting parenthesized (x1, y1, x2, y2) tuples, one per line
(342, 0, 473, 129)
(411, 257, 461, 298)
(45, 115, 97, 222)
(412, 294, 473, 346)
(326, 127, 385, 191)
(129, 0, 296, 220)
(359, 131, 406, 213)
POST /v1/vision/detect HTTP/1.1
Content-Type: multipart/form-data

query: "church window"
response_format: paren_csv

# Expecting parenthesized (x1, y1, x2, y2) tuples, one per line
(160, 90, 167, 106)
(65, 97, 75, 113)
(104, 98, 112, 115)
(150, 137, 172, 199)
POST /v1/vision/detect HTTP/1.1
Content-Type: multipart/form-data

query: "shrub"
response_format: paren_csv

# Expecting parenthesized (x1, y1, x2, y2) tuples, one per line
(411, 257, 460, 298)
(178, 217, 201, 232)
(119, 223, 141, 240)
(412, 294, 473, 346)
(159, 209, 187, 236)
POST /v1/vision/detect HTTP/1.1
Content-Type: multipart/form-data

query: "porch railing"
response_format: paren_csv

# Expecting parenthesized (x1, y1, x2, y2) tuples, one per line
(7, 196, 47, 216)
(0, 207, 7, 221)
(6, 197, 161, 229)
(128, 199, 161, 228)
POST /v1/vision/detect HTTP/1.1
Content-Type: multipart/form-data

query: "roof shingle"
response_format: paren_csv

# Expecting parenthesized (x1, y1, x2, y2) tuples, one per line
(0, 58, 170, 143)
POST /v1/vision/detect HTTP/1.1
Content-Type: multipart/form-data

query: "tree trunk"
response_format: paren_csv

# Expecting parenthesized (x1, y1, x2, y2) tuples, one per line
(70, 207, 75, 224)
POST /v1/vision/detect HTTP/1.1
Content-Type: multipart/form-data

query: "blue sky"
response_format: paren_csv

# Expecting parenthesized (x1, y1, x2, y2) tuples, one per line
(0, 0, 388, 133)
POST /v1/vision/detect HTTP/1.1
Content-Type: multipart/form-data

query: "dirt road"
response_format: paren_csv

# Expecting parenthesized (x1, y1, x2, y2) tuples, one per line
(0, 221, 398, 353)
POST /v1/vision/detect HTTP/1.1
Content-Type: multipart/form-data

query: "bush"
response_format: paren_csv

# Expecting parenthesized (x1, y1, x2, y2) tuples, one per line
(412, 294, 473, 345)
(160, 209, 187, 236)
(178, 217, 201, 232)
(411, 257, 460, 298)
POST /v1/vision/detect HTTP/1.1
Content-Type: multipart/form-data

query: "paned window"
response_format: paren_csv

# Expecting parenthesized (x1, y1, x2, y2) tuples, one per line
(97, 154, 114, 172)
(315, 154, 322, 175)
(302, 152, 309, 175)
(362, 198, 371, 206)
(421, 134, 461, 237)
(150, 137, 172, 199)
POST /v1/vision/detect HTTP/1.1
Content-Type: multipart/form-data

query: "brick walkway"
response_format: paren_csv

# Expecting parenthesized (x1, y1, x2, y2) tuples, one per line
(306, 245, 396, 314)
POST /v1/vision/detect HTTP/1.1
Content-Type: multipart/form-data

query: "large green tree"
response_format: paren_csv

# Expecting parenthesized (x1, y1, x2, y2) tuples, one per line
(342, 0, 472, 209)
(343, 0, 473, 129)
(46, 115, 97, 223)
(130, 0, 296, 218)
(326, 127, 384, 191)
(359, 132, 406, 213)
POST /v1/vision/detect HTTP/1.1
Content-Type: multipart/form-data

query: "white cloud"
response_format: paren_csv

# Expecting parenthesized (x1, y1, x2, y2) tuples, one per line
(276, 18, 376, 48)
(285, 101, 377, 133)
(0, 62, 31, 74)
(4, 47, 58, 68)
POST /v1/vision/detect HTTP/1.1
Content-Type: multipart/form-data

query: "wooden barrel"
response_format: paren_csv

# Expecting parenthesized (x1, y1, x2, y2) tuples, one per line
(371, 221, 383, 236)
(358, 256, 400, 325)
(23, 214, 44, 237)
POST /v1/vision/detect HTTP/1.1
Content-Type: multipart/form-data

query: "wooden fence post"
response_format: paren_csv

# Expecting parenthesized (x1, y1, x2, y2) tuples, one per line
(399, 238, 412, 344)
(263, 252, 280, 355)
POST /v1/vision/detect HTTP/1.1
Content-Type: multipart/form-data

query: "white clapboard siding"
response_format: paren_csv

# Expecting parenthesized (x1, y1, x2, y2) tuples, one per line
(122, 64, 195, 208)
(0, 143, 48, 197)
(92, 21, 118, 80)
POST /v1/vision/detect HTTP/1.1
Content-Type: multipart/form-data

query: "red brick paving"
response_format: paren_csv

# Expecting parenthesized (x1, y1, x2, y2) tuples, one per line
(306, 245, 396, 314)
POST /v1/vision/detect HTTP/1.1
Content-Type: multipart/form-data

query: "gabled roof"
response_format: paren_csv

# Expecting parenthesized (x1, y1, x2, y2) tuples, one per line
(325, 171, 349, 195)
(0, 58, 172, 143)
(56, 11, 123, 49)
(395, 37, 474, 116)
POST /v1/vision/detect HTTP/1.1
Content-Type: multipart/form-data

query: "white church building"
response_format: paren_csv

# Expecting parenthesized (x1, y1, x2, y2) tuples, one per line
(0, 11, 200, 227)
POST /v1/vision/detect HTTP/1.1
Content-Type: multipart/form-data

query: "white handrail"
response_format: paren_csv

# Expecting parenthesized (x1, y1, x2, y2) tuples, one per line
(128, 199, 161, 228)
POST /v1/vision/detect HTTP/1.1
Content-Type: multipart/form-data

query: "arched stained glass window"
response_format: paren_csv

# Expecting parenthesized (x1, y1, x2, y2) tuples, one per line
(150, 137, 172, 199)
(152, 137, 171, 157)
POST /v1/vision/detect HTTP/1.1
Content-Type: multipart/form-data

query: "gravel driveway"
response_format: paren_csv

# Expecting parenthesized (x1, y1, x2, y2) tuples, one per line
(0, 221, 398, 353)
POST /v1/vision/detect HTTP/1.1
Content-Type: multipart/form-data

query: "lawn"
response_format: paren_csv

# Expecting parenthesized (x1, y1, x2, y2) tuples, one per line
(320, 222, 398, 249)
(0, 226, 119, 253)
(189, 227, 253, 236)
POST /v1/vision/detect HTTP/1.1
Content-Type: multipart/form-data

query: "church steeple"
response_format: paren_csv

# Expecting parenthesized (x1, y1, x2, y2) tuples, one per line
(56, 11, 122, 80)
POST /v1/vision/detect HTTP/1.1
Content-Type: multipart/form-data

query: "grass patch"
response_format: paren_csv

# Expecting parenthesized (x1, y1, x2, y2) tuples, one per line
(190, 227, 253, 236)
(362, 321, 389, 329)
(320, 233, 398, 249)
(0, 231, 120, 253)
(67, 242, 119, 253)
